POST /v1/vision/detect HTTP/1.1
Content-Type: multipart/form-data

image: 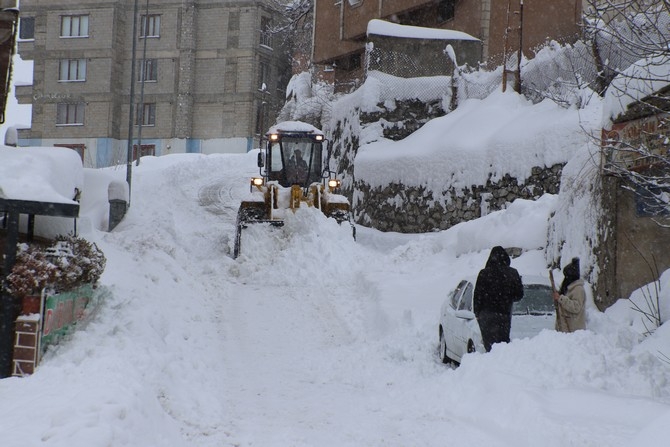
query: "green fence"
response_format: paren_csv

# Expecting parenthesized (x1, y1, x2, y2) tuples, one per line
(41, 284, 94, 349)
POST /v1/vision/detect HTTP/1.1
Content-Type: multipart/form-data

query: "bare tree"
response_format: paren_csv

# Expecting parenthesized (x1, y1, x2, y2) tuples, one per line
(585, 1, 670, 226)
(584, 0, 670, 93)
(266, 0, 314, 66)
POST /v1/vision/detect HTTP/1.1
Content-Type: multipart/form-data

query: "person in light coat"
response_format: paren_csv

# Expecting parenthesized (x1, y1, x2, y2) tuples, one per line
(553, 257, 586, 333)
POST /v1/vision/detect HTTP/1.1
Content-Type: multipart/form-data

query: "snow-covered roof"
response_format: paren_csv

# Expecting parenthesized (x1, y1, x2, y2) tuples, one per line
(603, 54, 670, 124)
(0, 146, 83, 204)
(367, 19, 479, 41)
(268, 120, 324, 136)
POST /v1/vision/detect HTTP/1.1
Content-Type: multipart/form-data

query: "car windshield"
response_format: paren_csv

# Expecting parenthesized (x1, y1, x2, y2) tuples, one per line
(513, 284, 553, 315)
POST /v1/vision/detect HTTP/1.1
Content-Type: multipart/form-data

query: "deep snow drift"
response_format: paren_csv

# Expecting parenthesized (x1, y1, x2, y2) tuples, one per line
(0, 148, 668, 446)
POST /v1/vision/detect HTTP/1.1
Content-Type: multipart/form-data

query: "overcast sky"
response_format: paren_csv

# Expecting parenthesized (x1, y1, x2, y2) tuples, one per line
(0, 54, 33, 142)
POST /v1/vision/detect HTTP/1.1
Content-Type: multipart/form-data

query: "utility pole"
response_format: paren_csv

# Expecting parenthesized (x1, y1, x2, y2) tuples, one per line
(502, 0, 523, 93)
(136, 0, 150, 167)
(126, 0, 140, 206)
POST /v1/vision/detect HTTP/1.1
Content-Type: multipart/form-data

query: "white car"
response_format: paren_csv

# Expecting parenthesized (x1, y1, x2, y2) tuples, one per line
(438, 276, 554, 364)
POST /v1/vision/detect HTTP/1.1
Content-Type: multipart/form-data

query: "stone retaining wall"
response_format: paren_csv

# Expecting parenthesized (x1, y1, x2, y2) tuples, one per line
(360, 98, 446, 141)
(353, 164, 564, 233)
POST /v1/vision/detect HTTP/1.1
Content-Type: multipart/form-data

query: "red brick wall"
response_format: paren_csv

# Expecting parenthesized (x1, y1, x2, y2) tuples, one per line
(12, 317, 40, 376)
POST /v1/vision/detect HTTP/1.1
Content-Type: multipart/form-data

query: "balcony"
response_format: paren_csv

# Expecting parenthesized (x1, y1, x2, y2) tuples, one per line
(15, 84, 33, 105)
(17, 39, 34, 60)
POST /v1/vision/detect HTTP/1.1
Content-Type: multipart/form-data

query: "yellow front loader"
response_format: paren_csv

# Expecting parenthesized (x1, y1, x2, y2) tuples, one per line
(233, 121, 351, 258)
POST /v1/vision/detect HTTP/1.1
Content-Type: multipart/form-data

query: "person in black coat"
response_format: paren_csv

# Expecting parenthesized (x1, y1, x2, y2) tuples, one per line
(474, 246, 524, 352)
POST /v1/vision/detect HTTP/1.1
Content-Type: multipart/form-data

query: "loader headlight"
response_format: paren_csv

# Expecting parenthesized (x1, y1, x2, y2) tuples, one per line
(328, 179, 341, 189)
(315, 135, 324, 141)
(269, 133, 279, 141)
(251, 177, 264, 187)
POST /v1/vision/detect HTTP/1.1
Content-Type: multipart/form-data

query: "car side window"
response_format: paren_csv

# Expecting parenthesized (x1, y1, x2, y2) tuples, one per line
(450, 281, 467, 309)
(458, 282, 474, 311)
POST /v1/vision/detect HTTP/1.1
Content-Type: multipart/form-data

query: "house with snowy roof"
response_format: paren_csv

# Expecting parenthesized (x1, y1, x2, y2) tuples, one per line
(313, 0, 582, 92)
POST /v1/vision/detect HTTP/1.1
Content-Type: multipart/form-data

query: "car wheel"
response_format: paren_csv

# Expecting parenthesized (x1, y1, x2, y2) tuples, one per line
(439, 330, 451, 364)
(467, 340, 476, 354)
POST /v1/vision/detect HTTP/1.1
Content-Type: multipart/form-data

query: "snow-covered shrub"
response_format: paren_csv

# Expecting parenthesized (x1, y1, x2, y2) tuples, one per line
(5, 245, 58, 298)
(49, 235, 106, 290)
(6, 236, 106, 297)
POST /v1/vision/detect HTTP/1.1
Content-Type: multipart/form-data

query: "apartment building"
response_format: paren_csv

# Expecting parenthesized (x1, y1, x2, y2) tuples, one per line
(15, 0, 290, 168)
(313, 0, 583, 90)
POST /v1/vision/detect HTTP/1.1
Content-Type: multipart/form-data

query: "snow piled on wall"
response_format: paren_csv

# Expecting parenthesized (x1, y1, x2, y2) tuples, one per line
(603, 54, 670, 124)
(326, 62, 607, 280)
(545, 140, 603, 278)
(353, 89, 601, 192)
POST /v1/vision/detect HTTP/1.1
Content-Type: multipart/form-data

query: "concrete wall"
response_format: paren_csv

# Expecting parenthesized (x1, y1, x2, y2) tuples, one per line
(597, 175, 670, 308)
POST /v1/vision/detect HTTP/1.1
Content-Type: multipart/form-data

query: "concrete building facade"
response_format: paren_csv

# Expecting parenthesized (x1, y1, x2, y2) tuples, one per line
(15, 0, 289, 168)
(313, 0, 583, 91)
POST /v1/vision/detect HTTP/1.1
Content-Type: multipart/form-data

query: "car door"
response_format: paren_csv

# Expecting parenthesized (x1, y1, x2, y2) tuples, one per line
(443, 280, 467, 359)
(451, 281, 475, 359)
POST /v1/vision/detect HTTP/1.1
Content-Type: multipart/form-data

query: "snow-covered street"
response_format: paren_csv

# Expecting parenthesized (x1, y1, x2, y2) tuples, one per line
(1, 150, 669, 446)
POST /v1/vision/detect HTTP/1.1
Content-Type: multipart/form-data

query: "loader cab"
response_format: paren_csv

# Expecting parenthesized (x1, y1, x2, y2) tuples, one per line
(266, 132, 325, 188)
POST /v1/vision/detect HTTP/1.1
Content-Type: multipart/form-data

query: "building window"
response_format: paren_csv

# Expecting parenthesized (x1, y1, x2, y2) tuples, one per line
(260, 17, 272, 48)
(258, 61, 270, 91)
(132, 144, 156, 161)
(140, 15, 160, 38)
(338, 53, 360, 72)
(54, 143, 85, 161)
(56, 103, 85, 125)
(138, 59, 158, 82)
(438, 0, 456, 23)
(19, 17, 35, 40)
(59, 59, 86, 82)
(60, 15, 89, 38)
(135, 103, 156, 126)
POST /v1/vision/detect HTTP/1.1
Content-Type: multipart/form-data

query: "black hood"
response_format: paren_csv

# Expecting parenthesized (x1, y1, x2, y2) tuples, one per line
(560, 257, 580, 294)
(485, 246, 510, 269)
